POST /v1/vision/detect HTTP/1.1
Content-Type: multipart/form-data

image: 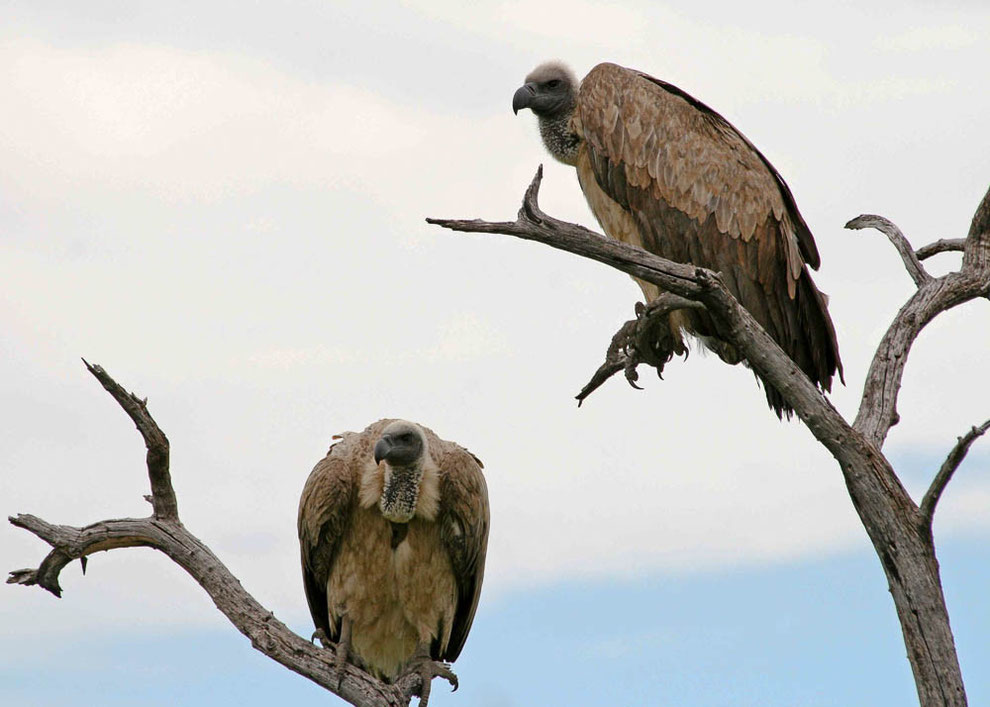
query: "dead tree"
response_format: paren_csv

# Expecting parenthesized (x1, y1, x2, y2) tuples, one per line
(7, 177, 988, 706)
(428, 169, 990, 707)
(7, 362, 434, 707)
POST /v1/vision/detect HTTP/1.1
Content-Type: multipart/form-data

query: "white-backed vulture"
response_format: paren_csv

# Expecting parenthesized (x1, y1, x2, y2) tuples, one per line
(513, 61, 843, 417)
(297, 419, 489, 704)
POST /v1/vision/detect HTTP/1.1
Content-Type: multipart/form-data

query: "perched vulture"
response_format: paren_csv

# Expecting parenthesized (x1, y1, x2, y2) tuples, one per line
(297, 419, 489, 703)
(513, 61, 843, 417)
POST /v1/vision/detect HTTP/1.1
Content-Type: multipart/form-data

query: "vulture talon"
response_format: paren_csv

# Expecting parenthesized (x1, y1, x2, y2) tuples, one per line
(401, 648, 459, 707)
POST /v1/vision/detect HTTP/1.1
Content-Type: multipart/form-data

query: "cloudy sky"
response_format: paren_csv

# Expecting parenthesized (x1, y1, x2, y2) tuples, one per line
(2, 1, 989, 705)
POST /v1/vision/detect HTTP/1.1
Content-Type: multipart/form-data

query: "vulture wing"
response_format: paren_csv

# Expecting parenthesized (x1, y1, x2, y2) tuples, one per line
(297, 434, 359, 642)
(432, 441, 489, 662)
(576, 63, 842, 413)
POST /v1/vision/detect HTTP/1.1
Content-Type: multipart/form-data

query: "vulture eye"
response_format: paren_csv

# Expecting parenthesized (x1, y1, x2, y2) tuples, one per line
(400, 433, 414, 443)
(547, 79, 561, 89)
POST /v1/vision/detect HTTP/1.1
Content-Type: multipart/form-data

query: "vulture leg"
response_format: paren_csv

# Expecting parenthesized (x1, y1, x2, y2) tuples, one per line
(310, 628, 329, 647)
(333, 615, 354, 690)
(401, 642, 458, 707)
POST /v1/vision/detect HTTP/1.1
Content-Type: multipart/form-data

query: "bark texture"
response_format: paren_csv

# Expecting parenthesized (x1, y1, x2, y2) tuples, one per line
(429, 168, 990, 707)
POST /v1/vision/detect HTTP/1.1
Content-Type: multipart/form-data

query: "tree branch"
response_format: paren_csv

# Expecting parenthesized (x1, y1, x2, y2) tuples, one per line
(920, 419, 990, 526)
(853, 188, 990, 450)
(7, 364, 416, 707)
(427, 166, 706, 300)
(82, 359, 177, 520)
(429, 166, 857, 458)
(845, 214, 931, 287)
(917, 239, 966, 261)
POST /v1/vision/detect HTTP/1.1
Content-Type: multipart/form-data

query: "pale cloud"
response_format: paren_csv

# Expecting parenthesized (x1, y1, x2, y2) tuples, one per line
(0, 39, 425, 203)
(494, 0, 647, 47)
(236, 313, 508, 370)
(402, 0, 648, 51)
(875, 24, 982, 52)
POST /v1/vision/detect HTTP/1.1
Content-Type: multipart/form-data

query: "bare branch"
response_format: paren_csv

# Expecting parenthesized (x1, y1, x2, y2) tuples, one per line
(917, 239, 966, 261)
(8, 364, 415, 707)
(82, 359, 177, 520)
(845, 214, 931, 287)
(920, 419, 990, 525)
(430, 167, 859, 461)
(853, 189, 990, 450)
(428, 166, 706, 300)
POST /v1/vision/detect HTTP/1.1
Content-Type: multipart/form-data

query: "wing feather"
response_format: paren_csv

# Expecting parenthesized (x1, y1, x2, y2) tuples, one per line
(432, 441, 489, 662)
(576, 63, 842, 410)
(297, 435, 360, 641)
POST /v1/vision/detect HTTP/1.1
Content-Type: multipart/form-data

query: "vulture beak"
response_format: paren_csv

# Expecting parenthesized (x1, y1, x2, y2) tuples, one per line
(512, 83, 537, 114)
(373, 437, 391, 465)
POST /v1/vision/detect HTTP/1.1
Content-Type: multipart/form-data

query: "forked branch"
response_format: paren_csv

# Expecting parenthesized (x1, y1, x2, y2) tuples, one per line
(7, 363, 420, 707)
(849, 193, 990, 450)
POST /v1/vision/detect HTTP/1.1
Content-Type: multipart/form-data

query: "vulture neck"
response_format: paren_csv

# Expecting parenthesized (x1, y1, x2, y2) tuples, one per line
(379, 461, 424, 524)
(538, 110, 581, 166)
(367, 456, 440, 524)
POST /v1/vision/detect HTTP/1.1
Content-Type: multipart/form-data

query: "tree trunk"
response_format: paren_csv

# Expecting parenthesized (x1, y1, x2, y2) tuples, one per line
(838, 442, 966, 706)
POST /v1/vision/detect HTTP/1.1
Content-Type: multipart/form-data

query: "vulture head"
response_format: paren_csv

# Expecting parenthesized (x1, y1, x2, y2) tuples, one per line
(373, 420, 430, 524)
(512, 61, 577, 118)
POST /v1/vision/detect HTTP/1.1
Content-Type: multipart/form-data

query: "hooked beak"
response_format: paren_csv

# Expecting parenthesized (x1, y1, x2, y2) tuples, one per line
(512, 83, 537, 115)
(373, 438, 391, 465)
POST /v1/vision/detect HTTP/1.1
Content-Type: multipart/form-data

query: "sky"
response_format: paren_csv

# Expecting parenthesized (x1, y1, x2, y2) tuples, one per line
(2, 1, 989, 705)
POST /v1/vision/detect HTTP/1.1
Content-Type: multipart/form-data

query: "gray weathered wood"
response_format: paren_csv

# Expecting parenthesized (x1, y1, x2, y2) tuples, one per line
(920, 419, 990, 525)
(846, 214, 931, 287)
(917, 238, 966, 261)
(429, 168, 990, 707)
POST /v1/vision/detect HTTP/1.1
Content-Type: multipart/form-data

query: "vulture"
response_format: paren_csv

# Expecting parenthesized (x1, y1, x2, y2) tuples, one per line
(513, 61, 843, 417)
(297, 419, 489, 704)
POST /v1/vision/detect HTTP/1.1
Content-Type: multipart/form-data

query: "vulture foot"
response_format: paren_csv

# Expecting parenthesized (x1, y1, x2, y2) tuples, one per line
(576, 297, 687, 405)
(400, 646, 458, 707)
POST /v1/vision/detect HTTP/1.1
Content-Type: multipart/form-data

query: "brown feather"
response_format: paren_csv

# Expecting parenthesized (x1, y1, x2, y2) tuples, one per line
(297, 420, 489, 678)
(574, 62, 842, 416)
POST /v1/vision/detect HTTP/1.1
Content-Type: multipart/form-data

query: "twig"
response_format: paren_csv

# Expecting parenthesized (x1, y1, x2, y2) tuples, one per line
(920, 419, 990, 525)
(845, 214, 931, 287)
(7, 363, 413, 707)
(917, 239, 965, 261)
